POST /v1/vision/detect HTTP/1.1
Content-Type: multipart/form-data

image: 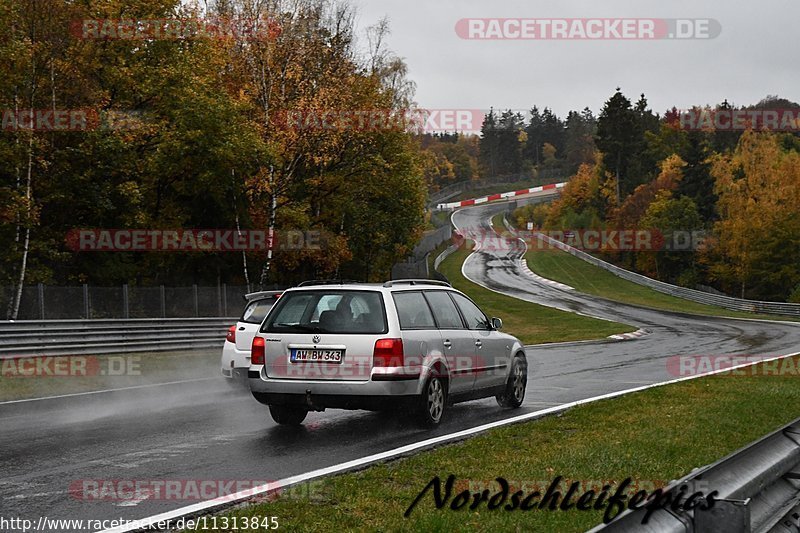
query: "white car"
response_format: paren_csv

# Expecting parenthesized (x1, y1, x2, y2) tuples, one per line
(248, 280, 527, 426)
(221, 291, 282, 385)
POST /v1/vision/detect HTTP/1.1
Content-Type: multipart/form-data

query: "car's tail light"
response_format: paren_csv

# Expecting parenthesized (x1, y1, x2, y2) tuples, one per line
(251, 336, 266, 365)
(373, 338, 404, 367)
(226, 325, 236, 343)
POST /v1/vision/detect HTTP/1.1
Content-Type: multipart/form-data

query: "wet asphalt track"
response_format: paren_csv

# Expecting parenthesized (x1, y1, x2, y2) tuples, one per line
(2, 201, 800, 531)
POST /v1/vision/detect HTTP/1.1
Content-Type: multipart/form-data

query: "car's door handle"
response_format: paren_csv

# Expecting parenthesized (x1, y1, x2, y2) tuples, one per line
(238, 327, 246, 330)
(442, 340, 452, 348)
(475, 340, 482, 348)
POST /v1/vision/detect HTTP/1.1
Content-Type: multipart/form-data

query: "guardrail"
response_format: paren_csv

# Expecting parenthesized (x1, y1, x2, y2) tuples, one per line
(531, 232, 800, 318)
(0, 318, 234, 357)
(391, 225, 453, 280)
(433, 243, 460, 271)
(436, 181, 566, 210)
(590, 415, 800, 532)
(427, 173, 564, 207)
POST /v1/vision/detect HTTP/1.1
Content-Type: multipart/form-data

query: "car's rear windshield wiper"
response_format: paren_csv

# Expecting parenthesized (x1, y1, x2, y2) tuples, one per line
(272, 323, 323, 333)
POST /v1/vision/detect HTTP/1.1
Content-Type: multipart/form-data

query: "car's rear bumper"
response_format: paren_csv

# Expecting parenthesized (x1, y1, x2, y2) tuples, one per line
(247, 365, 421, 407)
(221, 341, 250, 374)
(251, 391, 417, 411)
(222, 367, 250, 383)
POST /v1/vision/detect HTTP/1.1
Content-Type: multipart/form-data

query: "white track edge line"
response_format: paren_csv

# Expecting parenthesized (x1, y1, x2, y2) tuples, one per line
(0, 378, 216, 406)
(456, 215, 626, 327)
(99, 349, 800, 533)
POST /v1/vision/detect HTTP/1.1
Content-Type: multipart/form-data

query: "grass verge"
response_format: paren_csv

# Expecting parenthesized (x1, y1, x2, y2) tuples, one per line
(0, 349, 220, 402)
(496, 215, 798, 322)
(436, 240, 635, 344)
(523, 246, 799, 322)
(490, 212, 507, 231)
(205, 355, 800, 532)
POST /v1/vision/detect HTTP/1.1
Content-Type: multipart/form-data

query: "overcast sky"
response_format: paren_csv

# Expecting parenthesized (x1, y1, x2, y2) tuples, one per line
(352, 0, 797, 118)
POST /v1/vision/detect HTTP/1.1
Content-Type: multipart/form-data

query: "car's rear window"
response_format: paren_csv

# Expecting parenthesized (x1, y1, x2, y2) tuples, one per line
(262, 290, 387, 334)
(240, 297, 278, 324)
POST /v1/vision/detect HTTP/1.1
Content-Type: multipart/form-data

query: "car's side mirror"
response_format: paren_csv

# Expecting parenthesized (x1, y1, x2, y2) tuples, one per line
(490, 317, 503, 330)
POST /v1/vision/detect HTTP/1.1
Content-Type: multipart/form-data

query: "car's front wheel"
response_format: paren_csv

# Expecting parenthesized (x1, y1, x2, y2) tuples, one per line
(416, 376, 447, 427)
(496, 355, 527, 408)
(268, 405, 308, 425)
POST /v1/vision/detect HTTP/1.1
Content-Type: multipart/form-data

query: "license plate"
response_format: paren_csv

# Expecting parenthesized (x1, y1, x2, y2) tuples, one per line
(290, 349, 344, 363)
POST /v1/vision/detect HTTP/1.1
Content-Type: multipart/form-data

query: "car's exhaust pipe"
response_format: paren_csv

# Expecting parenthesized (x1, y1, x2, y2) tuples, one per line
(305, 389, 325, 412)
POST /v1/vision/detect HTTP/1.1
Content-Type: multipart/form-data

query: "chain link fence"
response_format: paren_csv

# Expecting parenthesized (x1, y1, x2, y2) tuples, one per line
(1, 284, 254, 320)
(391, 225, 453, 280)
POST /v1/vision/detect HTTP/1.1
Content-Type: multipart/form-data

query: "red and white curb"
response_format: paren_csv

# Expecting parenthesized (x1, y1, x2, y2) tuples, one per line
(608, 328, 651, 341)
(518, 258, 575, 291)
(437, 181, 566, 210)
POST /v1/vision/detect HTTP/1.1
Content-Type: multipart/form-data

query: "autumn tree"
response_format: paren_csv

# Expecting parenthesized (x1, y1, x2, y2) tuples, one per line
(596, 89, 639, 204)
(637, 192, 703, 284)
(564, 108, 596, 174)
(707, 131, 800, 300)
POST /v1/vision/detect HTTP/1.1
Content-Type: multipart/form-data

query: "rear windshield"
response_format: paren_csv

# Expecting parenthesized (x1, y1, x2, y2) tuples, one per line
(240, 297, 279, 324)
(261, 290, 387, 334)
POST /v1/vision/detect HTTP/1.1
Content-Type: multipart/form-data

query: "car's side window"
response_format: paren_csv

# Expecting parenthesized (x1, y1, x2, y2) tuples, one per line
(423, 291, 465, 329)
(393, 291, 436, 330)
(450, 292, 491, 330)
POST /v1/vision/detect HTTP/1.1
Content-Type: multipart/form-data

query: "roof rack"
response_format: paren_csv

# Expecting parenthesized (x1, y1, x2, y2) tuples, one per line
(383, 279, 452, 288)
(297, 279, 362, 287)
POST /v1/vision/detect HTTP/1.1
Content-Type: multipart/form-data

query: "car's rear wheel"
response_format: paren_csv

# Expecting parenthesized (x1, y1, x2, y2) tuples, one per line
(268, 405, 308, 425)
(416, 376, 447, 427)
(496, 355, 527, 408)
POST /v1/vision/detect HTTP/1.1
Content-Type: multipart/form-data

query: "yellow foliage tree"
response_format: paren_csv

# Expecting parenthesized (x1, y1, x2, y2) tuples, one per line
(708, 131, 800, 299)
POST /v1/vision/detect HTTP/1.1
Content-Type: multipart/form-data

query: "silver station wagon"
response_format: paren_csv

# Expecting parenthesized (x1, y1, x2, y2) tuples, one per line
(248, 280, 527, 427)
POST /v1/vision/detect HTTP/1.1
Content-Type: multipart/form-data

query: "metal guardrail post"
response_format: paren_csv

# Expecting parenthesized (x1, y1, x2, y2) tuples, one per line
(83, 284, 89, 319)
(38, 283, 44, 319)
(193, 284, 199, 317)
(160, 285, 165, 318)
(122, 284, 129, 319)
